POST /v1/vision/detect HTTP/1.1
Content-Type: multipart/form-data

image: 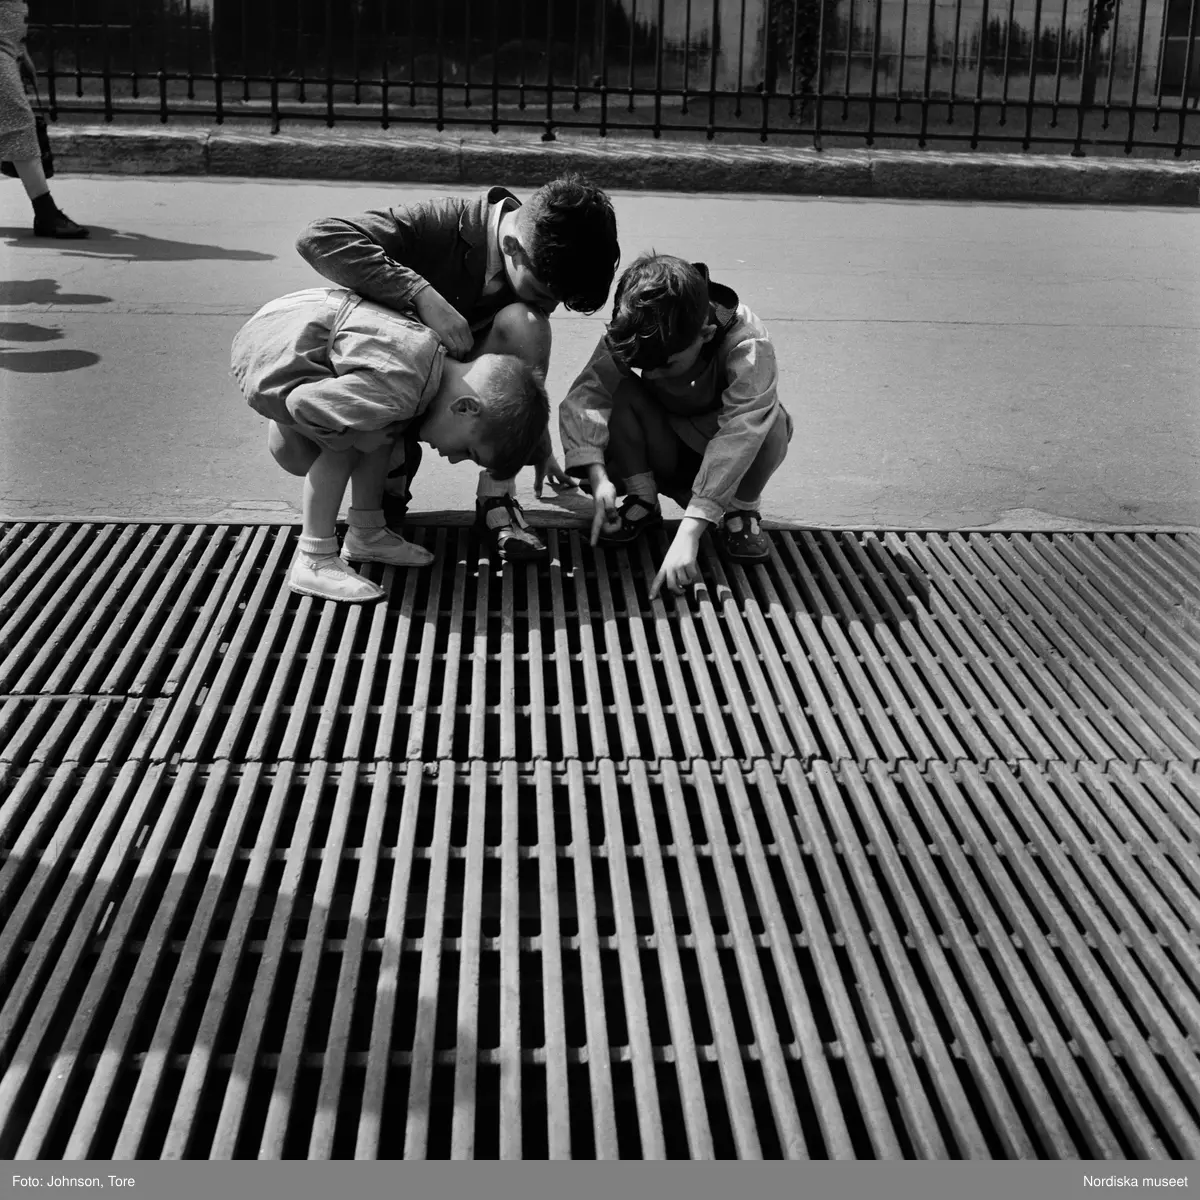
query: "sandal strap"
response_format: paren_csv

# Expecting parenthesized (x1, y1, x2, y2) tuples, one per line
(618, 495, 660, 523)
(479, 493, 530, 529)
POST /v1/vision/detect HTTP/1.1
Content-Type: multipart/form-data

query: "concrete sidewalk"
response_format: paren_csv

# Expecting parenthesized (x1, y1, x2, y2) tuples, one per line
(47, 121, 1200, 206)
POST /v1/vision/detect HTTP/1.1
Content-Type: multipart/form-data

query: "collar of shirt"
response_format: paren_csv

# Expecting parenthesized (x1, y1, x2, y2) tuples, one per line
(482, 196, 519, 299)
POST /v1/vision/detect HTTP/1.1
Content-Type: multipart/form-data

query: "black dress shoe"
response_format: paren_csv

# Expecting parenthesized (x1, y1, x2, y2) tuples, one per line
(33, 208, 89, 239)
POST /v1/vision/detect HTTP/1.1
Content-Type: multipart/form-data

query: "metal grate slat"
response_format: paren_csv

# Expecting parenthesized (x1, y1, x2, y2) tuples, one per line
(3, 522, 1200, 1160)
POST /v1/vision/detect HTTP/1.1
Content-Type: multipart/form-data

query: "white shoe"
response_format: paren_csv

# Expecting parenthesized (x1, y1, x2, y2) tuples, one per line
(341, 526, 434, 567)
(288, 552, 385, 603)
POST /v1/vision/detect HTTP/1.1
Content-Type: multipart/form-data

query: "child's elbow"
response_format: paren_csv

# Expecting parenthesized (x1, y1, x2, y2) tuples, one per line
(295, 218, 338, 261)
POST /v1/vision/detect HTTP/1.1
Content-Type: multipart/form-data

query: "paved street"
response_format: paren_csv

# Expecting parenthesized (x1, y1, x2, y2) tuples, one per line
(1, 174, 1198, 530)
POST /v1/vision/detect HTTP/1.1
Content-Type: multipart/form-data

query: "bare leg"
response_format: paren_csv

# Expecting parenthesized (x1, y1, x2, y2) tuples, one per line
(344, 442, 435, 568)
(302, 447, 356, 541)
(349, 443, 390, 511)
(268, 421, 320, 477)
(288, 446, 386, 603)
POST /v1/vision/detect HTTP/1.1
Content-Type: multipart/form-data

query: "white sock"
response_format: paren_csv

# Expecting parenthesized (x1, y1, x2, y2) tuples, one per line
(297, 534, 339, 557)
(347, 507, 387, 531)
(348, 507, 404, 542)
(623, 472, 659, 509)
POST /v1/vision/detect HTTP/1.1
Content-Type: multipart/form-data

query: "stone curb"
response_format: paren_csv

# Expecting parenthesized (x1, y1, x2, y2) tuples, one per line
(47, 123, 1200, 205)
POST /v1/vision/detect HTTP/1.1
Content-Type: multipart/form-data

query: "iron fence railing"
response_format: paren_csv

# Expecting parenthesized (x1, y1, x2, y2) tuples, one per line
(24, 0, 1200, 154)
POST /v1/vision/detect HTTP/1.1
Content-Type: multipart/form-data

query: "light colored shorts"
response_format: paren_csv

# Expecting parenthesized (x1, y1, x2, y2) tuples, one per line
(230, 288, 445, 454)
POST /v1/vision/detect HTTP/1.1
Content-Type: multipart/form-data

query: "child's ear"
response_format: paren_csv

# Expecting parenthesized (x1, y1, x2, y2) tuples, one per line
(501, 233, 528, 264)
(699, 321, 720, 344)
(451, 394, 482, 416)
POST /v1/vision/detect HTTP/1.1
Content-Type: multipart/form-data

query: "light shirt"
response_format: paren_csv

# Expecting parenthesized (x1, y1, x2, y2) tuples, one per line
(481, 196, 518, 300)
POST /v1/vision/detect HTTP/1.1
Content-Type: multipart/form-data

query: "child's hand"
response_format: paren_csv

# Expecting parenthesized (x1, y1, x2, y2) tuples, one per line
(413, 287, 473, 358)
(533, 453, 578, 498)
(590, 479, 620, 546)
(649, 522, 705, 600)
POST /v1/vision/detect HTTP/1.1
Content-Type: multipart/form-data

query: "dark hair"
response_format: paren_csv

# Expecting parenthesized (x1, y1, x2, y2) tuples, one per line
(521, 173, 620, 314)
(605, 253, 710, 371)
(472, 353, 550, 480)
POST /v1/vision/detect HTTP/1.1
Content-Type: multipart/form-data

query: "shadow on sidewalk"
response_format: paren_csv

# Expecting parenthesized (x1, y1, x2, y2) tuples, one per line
(0, 226, 275, 263)
(0, 281, 110, 373)
(0, 278, 110, 306)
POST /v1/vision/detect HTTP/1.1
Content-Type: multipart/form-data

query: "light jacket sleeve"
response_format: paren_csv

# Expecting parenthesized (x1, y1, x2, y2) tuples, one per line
(683, 331, 783, 525)
(558, 333, 629, 476)
(296, 207, 433, 312)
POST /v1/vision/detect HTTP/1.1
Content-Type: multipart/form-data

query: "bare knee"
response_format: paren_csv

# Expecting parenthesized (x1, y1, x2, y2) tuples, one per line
(475, 303, 552, 374)
(268, 421, 319, 476)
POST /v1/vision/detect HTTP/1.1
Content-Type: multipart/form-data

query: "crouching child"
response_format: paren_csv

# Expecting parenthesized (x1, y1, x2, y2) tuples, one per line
(232, 286, 548, 604)
(559, 253, 792, 598)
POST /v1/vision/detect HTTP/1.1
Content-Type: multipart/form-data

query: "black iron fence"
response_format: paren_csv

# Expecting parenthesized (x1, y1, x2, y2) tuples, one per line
(24, 0, 1200, 154)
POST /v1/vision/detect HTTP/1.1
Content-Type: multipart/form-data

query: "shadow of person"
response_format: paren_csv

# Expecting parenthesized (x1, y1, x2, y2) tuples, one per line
(0, 347, 100, 373)
(0, 281, 111, 373)
(0, 322, 62, 342)
(0, 278, 111, 306)
(0, 315, 100, 374)
(0, 226, 275, 263)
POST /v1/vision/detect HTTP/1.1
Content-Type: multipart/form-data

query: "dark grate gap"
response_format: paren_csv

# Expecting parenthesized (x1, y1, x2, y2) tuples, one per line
(565, 1061, 595, 1159)
(677, 946, 714, 1046)
(637, 949, 673, 1047)
(560, 946, 587, 1049)
(231, 1063, 276, 1159)
(715, 947, 755, 1045)
(610, 1060, 643, 1159)
(743, 1057, 784, 1159)
(477, 950, 501, 1051)
(655, 1061, 691, 1158)
(599, 948, 628, 1048)
(699, 1059, 738, 1159)
(281, 1065, 322, 1159)
(425, 1063, 456, 1158)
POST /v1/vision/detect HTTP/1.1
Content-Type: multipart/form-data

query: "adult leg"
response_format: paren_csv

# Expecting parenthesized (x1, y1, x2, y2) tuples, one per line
(470, 302, 553, 561)
(0, 6, 87, 239)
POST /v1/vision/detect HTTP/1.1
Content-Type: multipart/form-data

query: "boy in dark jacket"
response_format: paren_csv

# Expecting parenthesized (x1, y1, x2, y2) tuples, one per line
(296, 175, 620, 561)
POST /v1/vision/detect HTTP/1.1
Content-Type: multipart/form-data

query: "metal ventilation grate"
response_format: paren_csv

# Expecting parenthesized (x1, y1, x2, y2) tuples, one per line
(1, 521, 1199, 1160)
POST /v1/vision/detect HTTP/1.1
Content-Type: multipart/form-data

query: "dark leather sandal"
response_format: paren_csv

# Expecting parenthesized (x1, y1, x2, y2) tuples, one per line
(720, 509, 770, 562)
(597, 495, 663, 545)
(476, 494, 548, 562)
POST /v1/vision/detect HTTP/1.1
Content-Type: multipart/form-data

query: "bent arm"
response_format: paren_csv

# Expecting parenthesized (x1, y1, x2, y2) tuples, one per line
(684, 335, 780, 525)
(559, 335, 627, 476)
(296, 209, 432, 311)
